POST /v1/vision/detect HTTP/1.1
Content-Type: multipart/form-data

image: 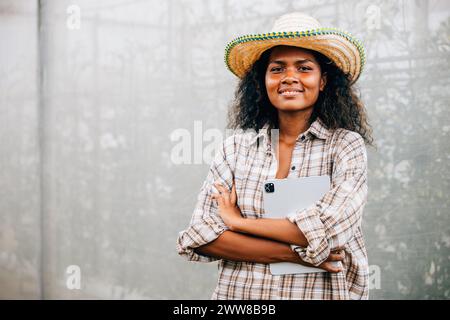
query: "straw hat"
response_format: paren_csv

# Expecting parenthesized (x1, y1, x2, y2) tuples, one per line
(225, 12, 366, 84)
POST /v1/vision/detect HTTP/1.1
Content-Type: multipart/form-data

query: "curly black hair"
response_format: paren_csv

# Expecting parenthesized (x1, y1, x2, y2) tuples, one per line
(227, 45, 374, 147)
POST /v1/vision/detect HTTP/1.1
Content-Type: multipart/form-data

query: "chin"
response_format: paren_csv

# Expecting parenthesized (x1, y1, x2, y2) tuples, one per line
(275, 102, 312, 112)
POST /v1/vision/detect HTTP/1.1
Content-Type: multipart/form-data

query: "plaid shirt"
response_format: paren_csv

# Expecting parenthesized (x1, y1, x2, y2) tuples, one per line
(177, 117, 369, 300)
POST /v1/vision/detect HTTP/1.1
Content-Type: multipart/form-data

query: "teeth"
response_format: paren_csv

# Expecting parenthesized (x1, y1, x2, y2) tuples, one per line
(281, 91, 300, 94)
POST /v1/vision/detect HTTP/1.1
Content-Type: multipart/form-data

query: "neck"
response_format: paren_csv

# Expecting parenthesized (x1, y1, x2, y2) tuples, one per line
(277, 109, 313, 144)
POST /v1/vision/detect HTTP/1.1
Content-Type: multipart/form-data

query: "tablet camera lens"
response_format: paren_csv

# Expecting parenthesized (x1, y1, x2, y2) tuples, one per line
(265, 183, 274, 193)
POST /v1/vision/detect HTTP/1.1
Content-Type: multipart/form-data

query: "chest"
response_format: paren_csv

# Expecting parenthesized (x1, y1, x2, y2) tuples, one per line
(233, 139, 334, 217)
(276, 142, 295, 179)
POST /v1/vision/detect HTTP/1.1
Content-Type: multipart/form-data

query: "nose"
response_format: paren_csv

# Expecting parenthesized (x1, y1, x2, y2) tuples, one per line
(281, 69, 299, 84)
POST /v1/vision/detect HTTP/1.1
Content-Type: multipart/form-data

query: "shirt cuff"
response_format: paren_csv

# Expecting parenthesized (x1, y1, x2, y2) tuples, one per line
(177, 215, 229, 263)
(287, 206, 331, 266)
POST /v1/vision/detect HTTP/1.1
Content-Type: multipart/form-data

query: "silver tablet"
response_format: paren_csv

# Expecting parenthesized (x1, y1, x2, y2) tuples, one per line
(262, 175, 332, 275)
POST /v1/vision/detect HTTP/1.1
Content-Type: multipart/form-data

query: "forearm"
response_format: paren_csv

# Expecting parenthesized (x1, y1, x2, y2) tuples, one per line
(232, 218, 308, 247)
(194, 230, 303, 264)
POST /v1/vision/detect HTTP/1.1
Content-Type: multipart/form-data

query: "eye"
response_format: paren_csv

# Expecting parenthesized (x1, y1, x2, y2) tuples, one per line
(270, 66, 283, 72)
(298, 66, 312, 71)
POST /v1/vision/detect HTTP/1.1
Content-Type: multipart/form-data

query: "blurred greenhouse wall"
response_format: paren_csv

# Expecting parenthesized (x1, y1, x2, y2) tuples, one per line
(0, 0, 449, 299)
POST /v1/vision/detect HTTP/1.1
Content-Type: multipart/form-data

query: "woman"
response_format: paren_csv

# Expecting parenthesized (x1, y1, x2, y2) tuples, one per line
(177, 12, 373, 300)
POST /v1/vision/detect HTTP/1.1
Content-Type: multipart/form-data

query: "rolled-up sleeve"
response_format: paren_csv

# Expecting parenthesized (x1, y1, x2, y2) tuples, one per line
(176, 137, 236, 262)
(287, 131, 368, 266)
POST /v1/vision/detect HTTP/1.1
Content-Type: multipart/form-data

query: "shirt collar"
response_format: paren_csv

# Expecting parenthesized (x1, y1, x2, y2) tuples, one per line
(248, 117, 331, 147)
(307, 117, 331, 140)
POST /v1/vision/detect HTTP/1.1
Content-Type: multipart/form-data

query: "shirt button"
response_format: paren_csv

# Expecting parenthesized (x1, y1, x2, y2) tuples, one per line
(291, 166, 296, 170)
(300, 135, 305, 141)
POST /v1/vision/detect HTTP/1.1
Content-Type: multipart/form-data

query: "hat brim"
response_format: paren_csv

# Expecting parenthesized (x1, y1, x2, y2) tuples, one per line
(225, 29, 365, 84)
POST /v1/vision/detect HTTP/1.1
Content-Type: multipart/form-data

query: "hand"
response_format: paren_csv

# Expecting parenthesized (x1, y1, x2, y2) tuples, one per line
(211, 181, 243, 231)
(290, 249, 345, 273)
(317, 249, 345, 273)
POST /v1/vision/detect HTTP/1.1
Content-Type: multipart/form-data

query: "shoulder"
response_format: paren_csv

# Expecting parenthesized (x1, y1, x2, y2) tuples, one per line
(220, 129, 257, 154)
(331, 128, 364, 145)
(329, 128, 366, 160)
(209, 129, 257, 172)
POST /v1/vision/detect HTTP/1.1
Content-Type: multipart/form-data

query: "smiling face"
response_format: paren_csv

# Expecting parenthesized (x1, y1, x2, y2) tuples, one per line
(265, 46, 327, 114)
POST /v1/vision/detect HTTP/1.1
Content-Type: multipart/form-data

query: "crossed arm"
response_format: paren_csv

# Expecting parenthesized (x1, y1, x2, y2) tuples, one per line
(181, 132, 367, 272)
(194, 182, 344, 272)
(195, 230, 302, 264)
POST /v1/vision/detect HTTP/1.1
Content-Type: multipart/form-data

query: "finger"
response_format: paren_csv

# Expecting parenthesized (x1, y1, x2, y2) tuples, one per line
(230, 182, 237, 204)
(211, 193, 224, 206)
(216, 195, 225, 207)
(211, 193, 220, 200)
(213, 182, 223, 193)
(327, 251, 345, 262)
(320, 262, 342, 273)
(211, 193, 218, 204)
(215, 183, 230, 203)
(215, 182, 229, 194)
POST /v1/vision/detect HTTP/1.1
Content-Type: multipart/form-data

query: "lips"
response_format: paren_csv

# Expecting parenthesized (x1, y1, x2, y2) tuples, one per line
(278, 88, 304, 96)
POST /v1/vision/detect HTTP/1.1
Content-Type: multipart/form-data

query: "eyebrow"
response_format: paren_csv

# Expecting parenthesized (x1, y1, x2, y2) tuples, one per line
(268, 59, 314, 65)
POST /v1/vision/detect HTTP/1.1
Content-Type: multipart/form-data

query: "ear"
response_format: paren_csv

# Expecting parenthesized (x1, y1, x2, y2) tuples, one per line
(319, 72, 327, 91)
